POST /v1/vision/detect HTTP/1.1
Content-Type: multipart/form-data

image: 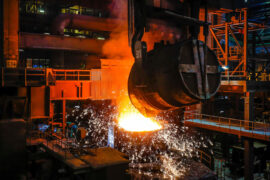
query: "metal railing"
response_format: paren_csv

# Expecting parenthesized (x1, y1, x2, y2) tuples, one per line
(27, 123, 73, 160)
(212, 48, 224, 60)
(229, 46, 242, 58)
(1, 68, 46, 86)
(53, 69, 92, 81)
(26, 119, 94, 163)
(212, 47, 242, 60)
(184, 112, 270, 140)
(42, 132, 72, 160)
(198, 150, 212, 168)
(221, 73, 246, 81)
(1, 68, 96, 87)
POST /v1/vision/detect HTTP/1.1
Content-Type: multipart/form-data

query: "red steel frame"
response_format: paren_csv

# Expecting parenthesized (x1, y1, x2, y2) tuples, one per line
(209, 8, 269, 80)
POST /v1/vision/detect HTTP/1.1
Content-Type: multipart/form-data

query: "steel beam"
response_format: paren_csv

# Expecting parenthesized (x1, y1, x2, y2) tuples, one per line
(62, 99, 66, 137)
(225, 23, 229, 75)
(231, 60, 244, 76)
(164, 10, 210, 27)
(243, 9, 248, 76)
(244, 92, 254, 180)
(244, 139, 254, 180)
(209, 28, 225, 57)
(19, 32, 106, 54)
(228, 25, 241, 51)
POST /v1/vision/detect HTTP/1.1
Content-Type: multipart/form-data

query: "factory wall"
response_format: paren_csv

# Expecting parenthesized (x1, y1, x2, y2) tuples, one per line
(49, 63, 132, 101)
(30, 86, 49, 118)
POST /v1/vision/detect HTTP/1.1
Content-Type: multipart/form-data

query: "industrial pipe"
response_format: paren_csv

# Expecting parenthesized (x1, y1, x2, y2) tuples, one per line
(52, 14, 125, 35)
(19, 32, 106, 54)
(3, 0, 19, 68)
(0, 0, 3, 67)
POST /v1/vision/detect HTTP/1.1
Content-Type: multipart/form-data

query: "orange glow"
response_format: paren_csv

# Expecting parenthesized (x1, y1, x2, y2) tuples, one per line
(117, 96, 162, 132)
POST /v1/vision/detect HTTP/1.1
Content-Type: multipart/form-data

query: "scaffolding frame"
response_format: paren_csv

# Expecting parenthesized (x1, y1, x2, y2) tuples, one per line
(209, 8, 269, 80)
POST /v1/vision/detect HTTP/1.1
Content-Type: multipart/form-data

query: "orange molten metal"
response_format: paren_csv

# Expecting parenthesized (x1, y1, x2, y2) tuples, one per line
(117, 96, 162, 132)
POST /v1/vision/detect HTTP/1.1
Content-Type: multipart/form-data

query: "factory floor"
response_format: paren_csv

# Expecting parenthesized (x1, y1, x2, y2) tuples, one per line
(26, 136, 216, 179)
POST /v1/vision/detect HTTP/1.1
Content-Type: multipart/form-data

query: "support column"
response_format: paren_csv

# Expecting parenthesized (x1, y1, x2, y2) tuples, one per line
(26, 87, 31, 119)
(244, 92, 254, 180)
(3, 0, 19, 68)
(243, 8, 248, 76)
(225, 23, 229, 76)
(244, 138, 254, 180)
(49, 101, 54, 119)
(0, 0, 3, 67)
(243, 8, 253, 179)
(62, 99, 66, 137)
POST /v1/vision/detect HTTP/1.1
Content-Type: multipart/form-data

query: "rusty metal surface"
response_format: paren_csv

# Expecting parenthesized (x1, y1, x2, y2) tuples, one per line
(128, 39, 221, 116)
(179, 40, 220, 99)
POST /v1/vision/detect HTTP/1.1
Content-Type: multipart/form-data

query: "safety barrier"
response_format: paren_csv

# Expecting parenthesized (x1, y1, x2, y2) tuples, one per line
(26, 122, 74, 160)
(1, 68, 96, 87)
(184, 112, 270, 141)
(198, 150, 212, 168)
(53, 69, 92, 81)
(1, 68, 46, 86)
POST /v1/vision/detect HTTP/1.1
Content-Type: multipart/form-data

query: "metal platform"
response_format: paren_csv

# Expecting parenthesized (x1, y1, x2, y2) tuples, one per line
(1, 68, 93, 87)
(27, 134, 129, 174)
(220, 80, 270, 93)
(184, 113, 270, 141)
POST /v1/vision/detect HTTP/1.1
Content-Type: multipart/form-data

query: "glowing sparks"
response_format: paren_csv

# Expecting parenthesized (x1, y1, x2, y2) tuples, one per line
(67, 100, 210, 179)
(118, 111, 162, 132)
(117, 96, 162, 132)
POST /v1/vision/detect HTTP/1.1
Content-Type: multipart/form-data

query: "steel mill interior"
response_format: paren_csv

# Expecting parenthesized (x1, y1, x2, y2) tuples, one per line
(1, 0, 270, 179)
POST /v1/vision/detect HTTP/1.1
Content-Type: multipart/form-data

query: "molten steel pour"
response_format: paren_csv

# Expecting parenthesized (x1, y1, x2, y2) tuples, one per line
(118, 111, 162, 132)
(117, 97, 162, 132)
